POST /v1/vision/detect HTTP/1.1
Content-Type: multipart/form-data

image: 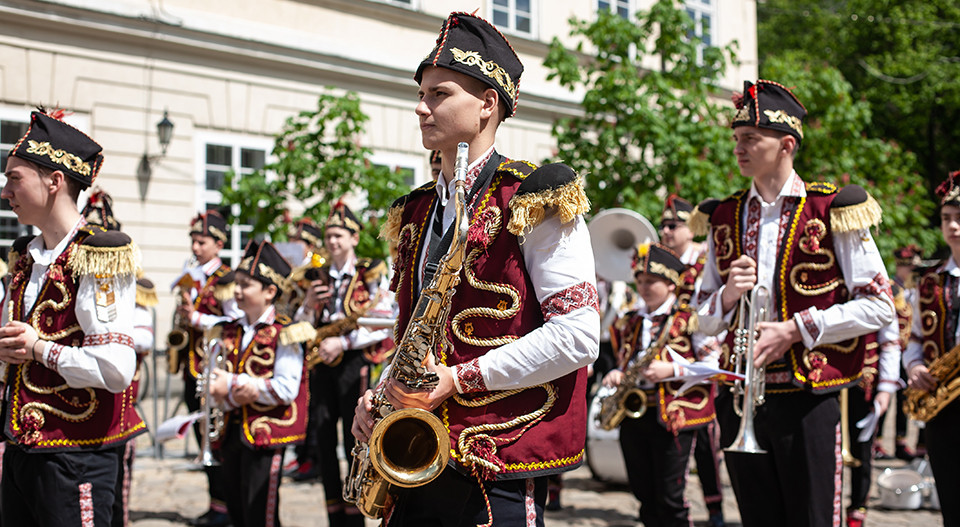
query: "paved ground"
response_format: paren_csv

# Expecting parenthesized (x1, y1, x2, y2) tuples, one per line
(128, 360, 945, 526)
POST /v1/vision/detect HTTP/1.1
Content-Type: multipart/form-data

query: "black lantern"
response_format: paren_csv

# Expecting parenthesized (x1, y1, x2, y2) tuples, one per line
(157, 110, 174, 155)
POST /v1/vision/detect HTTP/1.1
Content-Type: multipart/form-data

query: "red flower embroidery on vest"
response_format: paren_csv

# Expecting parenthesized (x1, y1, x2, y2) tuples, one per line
(255, 325, 278, 346)
(541, 281, 600, 321)
(801, 219, 825, 253)
(47, 263, 65, 283)
(18, 407, 44, 446)
(468, 207, 499, 249)
(457, 357, 486, 393)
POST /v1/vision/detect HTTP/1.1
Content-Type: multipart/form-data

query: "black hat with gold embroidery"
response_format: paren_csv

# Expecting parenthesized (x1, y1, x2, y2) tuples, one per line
(732, 80, 807, 144)
(288, 217, 324, 252)
(189, 210, 229, 243)
(632, 242, 685, 286)
(430, 150, 442, 165)
(82, 188, 121, 231)
(937, 170, 960, 208)
(415, 12, 524, 118)
(893, 245, 923, 268)
(662, 194, 694, 224)
(237, 240, 293, 293)
(10, 108, 104, 189)
(325, 201, 362, 234)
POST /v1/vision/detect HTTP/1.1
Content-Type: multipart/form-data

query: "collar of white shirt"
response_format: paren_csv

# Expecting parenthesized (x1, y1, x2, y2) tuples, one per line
(747, 170, 806, 206)
(434, 145, 496, 207)
(200, 257, 224, 277)
(241, 304, 277, 331)
(27, 216, 85, 267)
(329, 253, 357, 281)
(640, 294, 676, 319)
(940, 257, 960, 277)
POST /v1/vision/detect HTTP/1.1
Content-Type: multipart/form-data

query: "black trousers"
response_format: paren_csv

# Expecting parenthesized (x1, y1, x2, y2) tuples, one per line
(845, 385, 874, 513)
(386, 466, 547, 527)
(294, 369, 324, 468)
(927, 397, 960, 527)
(717, 390, 841, 527)
(619, 410, 696, 527)
(220, 424, 285, 527)
(316, 350, 367, 527)
(692, 418, 724, 516)
(184, 374, 228, 512)
(2, 442, 121, 526)
(110, 441, 136, 527)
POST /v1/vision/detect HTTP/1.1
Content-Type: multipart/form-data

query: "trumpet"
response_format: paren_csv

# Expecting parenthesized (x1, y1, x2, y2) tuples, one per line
(725, 284, 769, 455)
(194, 331, 226, 467)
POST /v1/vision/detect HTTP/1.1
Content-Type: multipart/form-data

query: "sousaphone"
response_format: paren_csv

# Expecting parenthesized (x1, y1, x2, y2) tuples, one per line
(588, 208, 659, 282)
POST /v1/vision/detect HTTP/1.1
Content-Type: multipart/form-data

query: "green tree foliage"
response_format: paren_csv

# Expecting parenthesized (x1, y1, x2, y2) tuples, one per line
(220, 90, 409, 259)
(758, 0, 960, 200)
(543, 0, 740, 220)
(763, 54, 939, 264)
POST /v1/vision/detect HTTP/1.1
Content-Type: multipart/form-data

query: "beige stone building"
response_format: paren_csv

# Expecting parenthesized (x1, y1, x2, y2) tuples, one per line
(0, 0, 757, 333)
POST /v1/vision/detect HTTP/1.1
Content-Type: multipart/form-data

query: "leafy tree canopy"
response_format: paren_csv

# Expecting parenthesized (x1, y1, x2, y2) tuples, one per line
(220, 90, 410, 259)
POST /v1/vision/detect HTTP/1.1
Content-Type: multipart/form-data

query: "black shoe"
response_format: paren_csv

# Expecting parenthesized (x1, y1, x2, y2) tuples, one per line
(546, 499, 562, 511)
(191, 510, 232, 527)
(291, 466, 320, 483)
(895, 442, 916, 462)
(708, 512, 726, 527)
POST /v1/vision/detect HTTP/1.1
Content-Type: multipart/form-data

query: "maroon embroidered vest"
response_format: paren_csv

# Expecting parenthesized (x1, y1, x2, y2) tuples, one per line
(613, 308, 715, 432)
(215, 321, 308, 449)
(4, 228, 145, 451)
(186, 263, 232, 378)
(321, 258, 395, 364)
(916, 268, 951, 365)
(710, 186, 868, 393)
(677, 248, 707, 309)
(391, 158, 588, 479)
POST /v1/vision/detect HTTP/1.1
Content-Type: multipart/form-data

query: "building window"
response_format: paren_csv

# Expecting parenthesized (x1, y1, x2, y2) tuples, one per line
(368, 150, 424, 188)
(492, 0, 534, 37)
(598, 0, 631, 19)
(0, 115, 34, 259)
(369, 0, 415, 7)
(685, 0, 714, 63)
(197, 135, 271, 268)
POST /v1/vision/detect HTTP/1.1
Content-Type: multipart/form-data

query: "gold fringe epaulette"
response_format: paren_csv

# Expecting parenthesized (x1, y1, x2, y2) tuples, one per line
(69, 241, 141, 278)
(363, 259, 388, 283)
(280, 321, 317, 346)
(208, 325, 224, 341)
(379, 203, 404, 261)
(136, 283, 159, 307)
(213, 282, 235, 302)
(831, 193, 883, 233)
(688, 206, 711, 237)
(507, 177, 590, 236)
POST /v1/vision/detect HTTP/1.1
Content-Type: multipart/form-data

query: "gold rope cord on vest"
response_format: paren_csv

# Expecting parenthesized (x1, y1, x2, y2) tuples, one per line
(789, 218, 841, 297)
(31, 281, 82, 341)
(249, 400, 298, 438)
(454, 382, 558, 527)
(21, 365, 98, 422)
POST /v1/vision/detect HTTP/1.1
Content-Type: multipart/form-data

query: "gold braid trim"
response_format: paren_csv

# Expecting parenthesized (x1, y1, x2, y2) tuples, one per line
(68, 243, 140, 278)
(688, 205, 711, 237)
(213, 282, 235, 302)
(248, 401, 298, 439)
(507, 178, 590, 236)
(136, 284, 159, 307)
(280, 321, 316, 345)
(830, 194, 882, 233)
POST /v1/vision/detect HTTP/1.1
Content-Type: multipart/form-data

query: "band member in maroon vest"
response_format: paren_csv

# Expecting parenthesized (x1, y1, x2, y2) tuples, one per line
(0, 108, 144, 525)
(299, 203, 392, 526)
(604, 243, 718, 527)
(175, 209, 241, 527)
(691, 81, 894, 527)
(658, 195, 725, 527)
(353, 12, 599, 526)
(208, 240, 307, 527)
(904, 171, 960, 527)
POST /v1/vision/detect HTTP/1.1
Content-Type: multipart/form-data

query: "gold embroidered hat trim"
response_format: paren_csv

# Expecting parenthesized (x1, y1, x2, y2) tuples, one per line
(451, 47, 517, 101)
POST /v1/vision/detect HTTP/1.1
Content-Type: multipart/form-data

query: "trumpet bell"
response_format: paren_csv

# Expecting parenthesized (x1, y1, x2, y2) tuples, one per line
(588, 208, 659, 282)
(368, 407, 450, 489)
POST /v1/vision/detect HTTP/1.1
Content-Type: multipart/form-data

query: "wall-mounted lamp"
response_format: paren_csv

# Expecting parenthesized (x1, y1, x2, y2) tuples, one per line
(137, 110, 175, 201)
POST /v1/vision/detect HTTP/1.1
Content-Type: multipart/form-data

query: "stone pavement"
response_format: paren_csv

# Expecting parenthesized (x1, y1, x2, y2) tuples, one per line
(129, 361, 944, 526)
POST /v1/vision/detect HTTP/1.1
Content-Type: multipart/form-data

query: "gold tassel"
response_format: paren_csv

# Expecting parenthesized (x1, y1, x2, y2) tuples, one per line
(68, 243, 141, 277)
(507, 178, 591, 236)
(831, 194, 883, 233)
(380, 204, 404, 261)
(214, 282, 235, 302)
(688, 206, 711, 238)
(0, 258, 8, 278)
(136, 284, 159, 307)
(280, 321, 317, 345)
(7, 250, 19, 274)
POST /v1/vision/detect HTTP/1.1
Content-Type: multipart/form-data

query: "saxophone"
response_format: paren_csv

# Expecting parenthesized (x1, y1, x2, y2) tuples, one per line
(343, 142, 470, 519)
(903, 342, 960, 422)
(597, 341, 659, 431)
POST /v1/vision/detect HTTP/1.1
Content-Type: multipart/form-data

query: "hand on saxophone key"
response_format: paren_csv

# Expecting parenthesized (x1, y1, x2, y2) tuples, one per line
(382, 352, 456, 412)
(908, 363, 937, 393)
(601, 369, 623, 388)
(176, 291, 195, 322)
(752, 319, 801, 368)
(352, 389, 375, 442)
(721, 255, 757, 314)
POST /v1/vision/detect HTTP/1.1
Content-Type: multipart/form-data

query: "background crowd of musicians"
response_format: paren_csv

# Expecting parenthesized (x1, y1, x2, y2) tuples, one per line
(0, 10, 958, 527)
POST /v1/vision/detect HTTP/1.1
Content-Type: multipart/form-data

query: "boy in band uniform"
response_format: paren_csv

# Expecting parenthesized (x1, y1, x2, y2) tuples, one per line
(691, 80, 894, 527)
(0, 108, 144, 525)
(298, 202, 392, 526)
(658, 195, 725, 527)
(604, 243, 718, 527)
(208, 240, 308, 527)
(175, 209, 242, 527)
(903, 171, 960, 527)
(353, 12, 599, 526)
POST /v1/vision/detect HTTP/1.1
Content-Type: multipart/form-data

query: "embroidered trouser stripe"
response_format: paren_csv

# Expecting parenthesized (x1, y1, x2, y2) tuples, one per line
(266, 449, 282, 527)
